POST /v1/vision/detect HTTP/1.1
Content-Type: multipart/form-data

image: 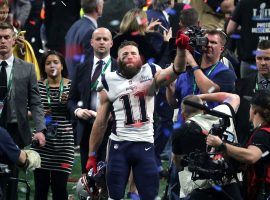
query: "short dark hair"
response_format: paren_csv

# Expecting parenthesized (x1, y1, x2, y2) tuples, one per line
(179, 8, 199, 27)
(181, 95, 203, 118)
(118, 40, 139, 52)
(81, 0, 101, 13)
(257, 40, 270, 50)
(0, 22, 14, 34)
(205, 29, 227, 46)
(39, 50, 68, 80)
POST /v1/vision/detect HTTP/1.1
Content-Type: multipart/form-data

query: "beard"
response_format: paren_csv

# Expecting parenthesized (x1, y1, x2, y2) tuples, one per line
(118, 59, 143, 79)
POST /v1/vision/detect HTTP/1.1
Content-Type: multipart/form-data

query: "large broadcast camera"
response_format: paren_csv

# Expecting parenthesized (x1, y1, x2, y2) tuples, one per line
(182, 100, 241, 183)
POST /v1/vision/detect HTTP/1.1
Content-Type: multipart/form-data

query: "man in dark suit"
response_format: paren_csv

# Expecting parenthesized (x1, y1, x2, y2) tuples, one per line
(68, 27, 118, 173)
(65, 0, 104, 80)
(235, 40, 270, 144)
(0, 22, 45, 200)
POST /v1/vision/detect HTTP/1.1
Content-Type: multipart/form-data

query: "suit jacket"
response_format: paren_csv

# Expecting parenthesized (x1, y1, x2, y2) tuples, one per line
(235, 73, 257, 144)
(68, 56, 118, 144)
(11, 57, 45, 146)
(65, 16, 96, 79)
(10, 0, 31, 27)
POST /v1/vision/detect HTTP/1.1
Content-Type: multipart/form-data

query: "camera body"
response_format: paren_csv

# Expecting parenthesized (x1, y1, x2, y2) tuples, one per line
(184, 26, 208, 49)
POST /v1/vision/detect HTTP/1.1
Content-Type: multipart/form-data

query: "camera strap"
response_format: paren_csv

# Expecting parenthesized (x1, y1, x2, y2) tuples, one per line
(222, 102, 236, 128)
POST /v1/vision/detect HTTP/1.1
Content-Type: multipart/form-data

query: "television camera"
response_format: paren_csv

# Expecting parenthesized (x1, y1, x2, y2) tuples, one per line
(182, 100, 241, 182)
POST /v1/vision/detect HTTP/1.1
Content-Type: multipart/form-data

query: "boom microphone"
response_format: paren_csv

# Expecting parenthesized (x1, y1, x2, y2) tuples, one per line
(183, 100, 232, 119)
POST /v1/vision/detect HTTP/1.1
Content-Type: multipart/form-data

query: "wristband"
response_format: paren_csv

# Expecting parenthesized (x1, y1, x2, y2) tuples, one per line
(192, 66, 200, 73)
(88, 151, 96, 157)
(74, 108, 81, 117)
(218, 142, 227, 153)
(172, 65, 182, 76)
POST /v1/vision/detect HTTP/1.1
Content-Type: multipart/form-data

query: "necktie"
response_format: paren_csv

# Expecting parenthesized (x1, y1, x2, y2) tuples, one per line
(91, 60, 104, 85)
(260, 79, 270, 89)
(0, 61, 8, 100)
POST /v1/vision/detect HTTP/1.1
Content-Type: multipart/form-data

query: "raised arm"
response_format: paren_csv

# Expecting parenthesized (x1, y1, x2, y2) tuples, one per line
(198, 92, 240, 112)
(154, 48, 187, 88)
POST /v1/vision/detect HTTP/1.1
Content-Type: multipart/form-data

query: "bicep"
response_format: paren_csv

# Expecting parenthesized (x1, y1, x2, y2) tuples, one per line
(96, 90, 111, 123)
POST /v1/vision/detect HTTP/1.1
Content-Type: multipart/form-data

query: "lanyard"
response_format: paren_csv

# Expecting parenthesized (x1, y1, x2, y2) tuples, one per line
(192, 62, 219, 94)
(46, 78, 64, 108)
(90, 58, 111, 90)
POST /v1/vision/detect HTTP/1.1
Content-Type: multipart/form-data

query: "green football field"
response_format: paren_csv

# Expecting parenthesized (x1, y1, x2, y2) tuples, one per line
(18, 154, 170, 200)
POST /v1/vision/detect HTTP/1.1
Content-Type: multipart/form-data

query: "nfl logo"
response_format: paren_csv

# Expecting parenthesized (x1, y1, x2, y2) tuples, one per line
(129, 80, 132, 85)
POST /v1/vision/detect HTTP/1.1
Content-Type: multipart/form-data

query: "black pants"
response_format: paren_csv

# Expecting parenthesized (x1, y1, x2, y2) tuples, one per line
(5, 123, 23, 200)
(34, 168, 69, 200)
(188, 183, 243, 200)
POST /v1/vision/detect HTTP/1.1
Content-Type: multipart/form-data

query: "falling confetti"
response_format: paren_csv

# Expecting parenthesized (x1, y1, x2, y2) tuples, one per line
(173, 122, 181, 130)
(39, 49, 45, 53)
(61, 163, 71, 169)
(162, 128, 171, 137)
(77, 101, 83, 107)
(147, 58, 155, 65)
(109, 20, 120, 26)
(230, 34, 241, 39)
(131, 31, 140, 36)
(133, 120, 143, 128)
(61, 1, 66, 6)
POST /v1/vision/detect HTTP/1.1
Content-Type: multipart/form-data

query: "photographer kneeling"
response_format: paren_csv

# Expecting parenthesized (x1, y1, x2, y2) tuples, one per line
(207, 90, 270, 200)
(172, 92, 242, 200)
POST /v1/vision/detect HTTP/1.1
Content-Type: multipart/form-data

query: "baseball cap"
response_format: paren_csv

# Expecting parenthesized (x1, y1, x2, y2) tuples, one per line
(243, 90, 270, 109)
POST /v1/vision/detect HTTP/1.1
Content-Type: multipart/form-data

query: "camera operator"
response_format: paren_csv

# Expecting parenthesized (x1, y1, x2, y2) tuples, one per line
(207, 90, 270, 200)
(167, 29, 237, 123)
(0, 127, 41, 199)
(172, 92, 242, 200)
